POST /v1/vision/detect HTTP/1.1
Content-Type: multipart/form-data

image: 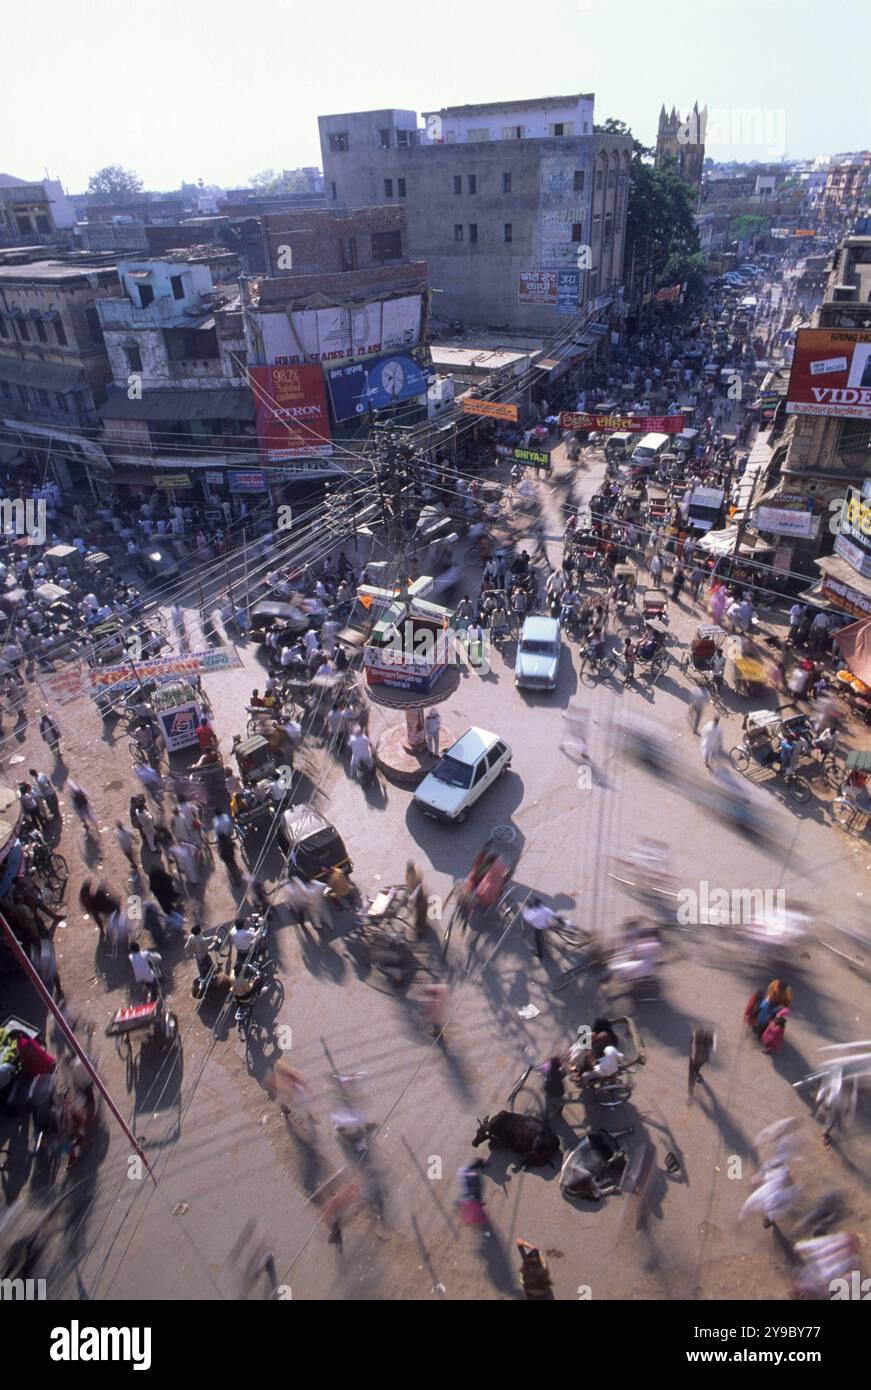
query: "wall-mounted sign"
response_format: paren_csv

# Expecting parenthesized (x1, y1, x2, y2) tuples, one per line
(461, 397, 519, 422)
(786, 329, 871, 421)
(326, 352, 428, 420)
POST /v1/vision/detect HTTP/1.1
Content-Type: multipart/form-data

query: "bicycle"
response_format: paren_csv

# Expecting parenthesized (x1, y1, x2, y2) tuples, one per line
(579, 645, 617, 684)
(21, 836, 68, 907)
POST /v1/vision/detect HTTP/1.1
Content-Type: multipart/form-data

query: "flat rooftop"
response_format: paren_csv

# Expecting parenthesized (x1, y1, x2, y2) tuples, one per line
(0, 260, 117, 281)
(424, 94, 594, 117)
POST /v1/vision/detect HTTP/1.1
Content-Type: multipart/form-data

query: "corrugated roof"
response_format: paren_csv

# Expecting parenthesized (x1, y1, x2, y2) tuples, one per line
(0, 354, 83, 392)
(99, 387, 255, 422)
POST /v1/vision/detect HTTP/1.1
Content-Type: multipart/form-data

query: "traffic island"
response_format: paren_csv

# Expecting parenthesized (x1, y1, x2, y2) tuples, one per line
(375, 720, 459, 787)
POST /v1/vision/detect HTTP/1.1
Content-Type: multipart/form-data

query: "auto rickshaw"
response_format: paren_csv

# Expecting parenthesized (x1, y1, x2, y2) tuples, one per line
(45, 544, 83, 577)
(278, 805, 353, 882)
(641, 588, 669, 623)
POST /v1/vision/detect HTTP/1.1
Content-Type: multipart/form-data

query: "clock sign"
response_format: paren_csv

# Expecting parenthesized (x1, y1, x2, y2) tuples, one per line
(380, 359, 406, 397)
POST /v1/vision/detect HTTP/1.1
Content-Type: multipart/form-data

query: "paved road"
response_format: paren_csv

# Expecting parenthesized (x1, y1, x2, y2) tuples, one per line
(8, 443, 869, 1302)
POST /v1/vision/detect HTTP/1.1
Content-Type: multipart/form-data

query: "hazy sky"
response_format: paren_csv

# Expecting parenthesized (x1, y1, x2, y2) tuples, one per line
(3, 0, 866, 193)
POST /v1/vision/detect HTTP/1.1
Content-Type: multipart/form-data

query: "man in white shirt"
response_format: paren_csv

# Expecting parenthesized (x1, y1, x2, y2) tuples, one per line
(230, 918, 256, 972)
(129, 941, 162, 999)
(521, 897, 560, 960)
(348, 727, 373, 775)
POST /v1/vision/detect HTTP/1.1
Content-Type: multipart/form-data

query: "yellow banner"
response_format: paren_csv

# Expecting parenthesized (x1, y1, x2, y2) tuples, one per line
(462, 397, 519, 422)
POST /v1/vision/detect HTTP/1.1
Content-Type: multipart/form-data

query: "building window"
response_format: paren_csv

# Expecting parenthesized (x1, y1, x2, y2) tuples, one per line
(54, 319, 67, 345)
(371, 229, 403, 263)
(18, 320, 30, 341)
(340, 236, 357, 271)
(469, 223, 478, 244)
(54, 392, 67, 411)
(86, 306, 102, 343)
(455, 224, 464, 242)
(396, 129, 412, 148)
(504, 223, 512, 243)
(0, 316, 7, 338)
(502, 172, 512, 193)
(466, 128, 490, 142)
(17, 386, 29, 404)
(138, 284, 154, 308)
(328, 132, 349, 153)
(595, 169, 604, 192)
(838, 419, 871, 453)
(549, 122, 574, 137)
(453, 175, 462, 194)
(36, 388, 50, 407)
(604, 213, 613, 241)
(379, 129, 391, 150)
(468, 175, 477, 194)
(571, 222, 584, 242)
(502, 126, 523, 139)
(384, 178, 394, 198)
(35, 214, 51, 234)
(592, 215, 601, 240)
(36, 319, 47, 343)
(128, 345, 143, 373)
(607, 169, 617, 189)
(589, 270, 599, 298)
(170, 274, 185, 301)
(331, 182, 337, 200)
(397, 178, 406, 197)
(573, 170, 585, 192)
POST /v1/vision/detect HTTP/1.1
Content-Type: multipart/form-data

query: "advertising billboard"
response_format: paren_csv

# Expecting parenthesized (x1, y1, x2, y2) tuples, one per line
(519, 271, 557, 304)
(556, 271, 581, 316)
(258, 294, 423, 367)
(250, 365, 333, 460)
(462, 398, 519, 422)
(785, 329, 871, 420)
(559, 412, 685, 433)
(326, 352, 428, 420)
(755, 506, 819, 539)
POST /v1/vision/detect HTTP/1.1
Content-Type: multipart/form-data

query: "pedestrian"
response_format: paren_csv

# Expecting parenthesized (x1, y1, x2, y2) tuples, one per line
(169, 841, 200, 891)
(213, 810, 241, 883)
(185, 923, 213, 982)
(196, 717, 217, 754)
(133, 763, 163, 801)
(68, 781, 97, 834)
(148, 863, 181, 917)
(28, 768, 59, 820)
(39, 712, 61, 757)
(18, 782, 49, 834)
(690, 565, 705, 602)
(688, 684, 710, 734)
(543, 1055, 566, 1120)
(649, 552, 663, 585)
(671, 564, 685, 602)
(456, 1159, 490, 1232)
(516, 1240, 553, 1300)
(688, 1025, 715, 1097)
(229, 916, 255, 973)
(115, 820, 137, 870)
(128, 940, 162, 1001)
(699, 715, 722, 768)
(521, 896, 560, 961)
(424, 708, 441, 757)
(132, 800, 157, 853)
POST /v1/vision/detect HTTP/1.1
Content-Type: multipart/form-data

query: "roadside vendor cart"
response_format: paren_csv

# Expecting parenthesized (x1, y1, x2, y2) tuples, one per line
(154, 679, 202, 753)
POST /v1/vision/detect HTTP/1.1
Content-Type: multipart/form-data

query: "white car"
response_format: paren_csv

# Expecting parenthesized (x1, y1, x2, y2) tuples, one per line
(413, 727, 512, 824)
(515, 615, 561, 691)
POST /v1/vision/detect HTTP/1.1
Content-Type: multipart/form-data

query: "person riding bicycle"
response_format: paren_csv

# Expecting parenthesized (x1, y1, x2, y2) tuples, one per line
(587, 630, 606, 665)
(637, 627, 658, 661)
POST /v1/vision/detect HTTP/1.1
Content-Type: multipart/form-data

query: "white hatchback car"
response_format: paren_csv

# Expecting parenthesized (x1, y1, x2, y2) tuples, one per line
(413, 727, 512, 824)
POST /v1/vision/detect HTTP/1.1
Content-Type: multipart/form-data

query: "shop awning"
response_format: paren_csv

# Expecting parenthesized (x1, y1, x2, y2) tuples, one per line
(0, 354, 83, 393)
(834, 619, 871, 684)
(812, 554, 871, 620)
(99, 388, 255, 423)
(697, 524, 774, 557)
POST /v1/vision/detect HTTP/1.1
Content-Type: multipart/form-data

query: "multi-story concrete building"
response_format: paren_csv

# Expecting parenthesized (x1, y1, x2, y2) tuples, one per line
(0, 255, 122, 489)
(818, 155, 871, 228)
(760, 234, 871, 612)
(96, 255, 256, 502)
(318, 95, 632, 331)
(0, 174, 77, 245)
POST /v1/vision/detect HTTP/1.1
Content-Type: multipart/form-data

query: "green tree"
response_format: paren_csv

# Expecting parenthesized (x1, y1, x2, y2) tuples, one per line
(625, 157, 702, 297)
(729, 214, 769, 244)
(593, 117, 652, 159)
(248, 168, 311, 195)
(86, 165, 144, 202)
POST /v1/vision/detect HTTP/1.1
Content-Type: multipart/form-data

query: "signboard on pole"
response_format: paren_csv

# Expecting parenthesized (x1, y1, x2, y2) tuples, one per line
(461, 397, 519, 422)
(785, 329, 871, 420)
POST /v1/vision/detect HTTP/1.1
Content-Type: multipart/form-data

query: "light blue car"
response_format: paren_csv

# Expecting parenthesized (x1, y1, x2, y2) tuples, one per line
(515, 615, 561, 692)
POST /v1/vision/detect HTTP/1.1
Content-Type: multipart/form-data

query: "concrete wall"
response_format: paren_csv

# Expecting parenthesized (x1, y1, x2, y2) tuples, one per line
(0, 268, 121, 410)
(424, 99, 593, 144)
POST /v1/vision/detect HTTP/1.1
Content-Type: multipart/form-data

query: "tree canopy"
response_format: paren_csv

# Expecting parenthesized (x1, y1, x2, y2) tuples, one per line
(626, 156, 702, 290)
(248, 169, 312, 195)
(86, 165, 144, 202)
